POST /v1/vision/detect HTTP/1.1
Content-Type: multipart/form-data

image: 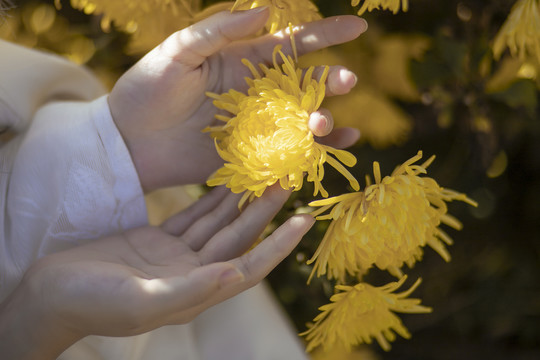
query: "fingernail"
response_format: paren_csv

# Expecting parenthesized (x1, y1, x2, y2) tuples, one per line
(219, 267, 245, 287)
(291, 214, 316, 230)
(308, 112, 327, 136)
(359, 18, 369, 32)
(349, 71, 358, 87)
(338, 68, 357, 89)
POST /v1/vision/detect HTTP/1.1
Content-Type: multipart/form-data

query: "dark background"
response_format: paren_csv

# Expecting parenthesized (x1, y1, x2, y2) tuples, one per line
(3, 1, 538, 358)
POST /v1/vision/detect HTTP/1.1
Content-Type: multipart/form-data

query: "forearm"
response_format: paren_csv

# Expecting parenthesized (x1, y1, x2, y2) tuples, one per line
(0, 275, 82, 360)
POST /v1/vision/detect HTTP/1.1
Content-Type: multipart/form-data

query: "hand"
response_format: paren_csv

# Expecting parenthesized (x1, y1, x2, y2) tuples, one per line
(0, 186, 313, 359)
(109, 8, 368, 191)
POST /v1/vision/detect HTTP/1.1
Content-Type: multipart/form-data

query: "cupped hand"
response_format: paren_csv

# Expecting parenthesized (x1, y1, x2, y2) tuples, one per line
(18, 186, 311, 345)
(109, 8, 368, 191)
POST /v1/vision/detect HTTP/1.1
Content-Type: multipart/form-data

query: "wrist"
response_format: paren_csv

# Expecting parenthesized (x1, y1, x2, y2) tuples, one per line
(106, 93, 155, 192)
(0, 267, 83, 360)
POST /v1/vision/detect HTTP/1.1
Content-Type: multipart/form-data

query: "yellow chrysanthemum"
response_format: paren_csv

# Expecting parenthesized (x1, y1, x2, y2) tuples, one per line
(493, 0, 540, 63)
(205, 46, 360, 207)
(302, 276, 432, 352)
(231, 0, 321, 33)
(56, 0, 199, 52)
(351, 0, 409, 15)
(307, 151, 478, 282)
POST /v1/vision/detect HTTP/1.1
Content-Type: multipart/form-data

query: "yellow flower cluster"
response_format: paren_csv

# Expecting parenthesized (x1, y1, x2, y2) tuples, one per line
(231, 0, 322, 33)
(7, 0, 523, 355)
(303, 152, 477, 351)
(199, 4, 477, 353)
(205, 46, 359, 207)
(0, 3, 97, 65)
(493, 0, 540, 63)
(55, 0, 194, 32)
(351, 0, 409, 15)
(54, 0, 199, 52)
(50, 0, 482, 354)
(307, 151, 477, 282)
(301, 277, 432, 352)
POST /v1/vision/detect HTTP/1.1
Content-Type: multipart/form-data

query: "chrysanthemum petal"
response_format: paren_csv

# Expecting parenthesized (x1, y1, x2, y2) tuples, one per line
(205, 46, 359, 205)
(308, 152, 477, 282)
(352, 0, 409, 16)
(325, 155, 360, 191)
(493, 0, 540, 63)
(302, 276, 431, 352)
(231, 0, 322, 33)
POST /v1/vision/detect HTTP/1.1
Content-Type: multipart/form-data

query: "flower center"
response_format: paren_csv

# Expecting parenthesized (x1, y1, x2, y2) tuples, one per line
(231, 96, 313, 171)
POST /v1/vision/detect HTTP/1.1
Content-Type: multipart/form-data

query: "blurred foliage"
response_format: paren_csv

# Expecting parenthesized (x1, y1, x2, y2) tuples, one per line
(2, 0, 539, 359)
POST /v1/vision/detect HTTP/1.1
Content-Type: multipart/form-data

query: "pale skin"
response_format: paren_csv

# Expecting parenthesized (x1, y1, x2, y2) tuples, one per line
(0, 7, 368, 360)
(0, 186, 315, 359)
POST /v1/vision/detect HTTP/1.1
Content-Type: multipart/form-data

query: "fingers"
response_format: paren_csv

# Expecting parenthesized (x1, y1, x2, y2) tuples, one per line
(308, 65, 357, 137)
(141, 214, 314, 325)
(230, 214, 315, 285)
(161, 186, 233, 236)
(247, 16, 368, 65)
(325, 66, 358, 97)
(150, 262, 245, 321)
(310, 109, 360, 148)
(311, 66, 358, 97)
(292, 16, 368, 57)
(179, 190, 243, 251)
(309, 108, 334, 137)
(308, 66, 358, 137)
(160, 8, 270, 67)
(199, 185, 292, 264)
(315, 127, 361, 149)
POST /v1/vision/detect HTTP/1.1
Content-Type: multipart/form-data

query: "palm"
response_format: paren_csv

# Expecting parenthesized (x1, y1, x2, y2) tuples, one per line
(30, 186, 314, 338)
(90, 228, 202, 279)
(41, 228, 206, 336)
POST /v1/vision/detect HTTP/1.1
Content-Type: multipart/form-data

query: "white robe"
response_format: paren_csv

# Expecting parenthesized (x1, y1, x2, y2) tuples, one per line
(0, 39, 308, 360)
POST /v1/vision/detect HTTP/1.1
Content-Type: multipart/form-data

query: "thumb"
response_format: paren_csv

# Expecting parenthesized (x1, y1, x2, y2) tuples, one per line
(159, 7, 269, 67)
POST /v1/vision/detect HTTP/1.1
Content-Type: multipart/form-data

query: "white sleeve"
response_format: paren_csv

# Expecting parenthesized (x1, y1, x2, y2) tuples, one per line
(1, 96, 147, 301)
(0, 41, 147, 302)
